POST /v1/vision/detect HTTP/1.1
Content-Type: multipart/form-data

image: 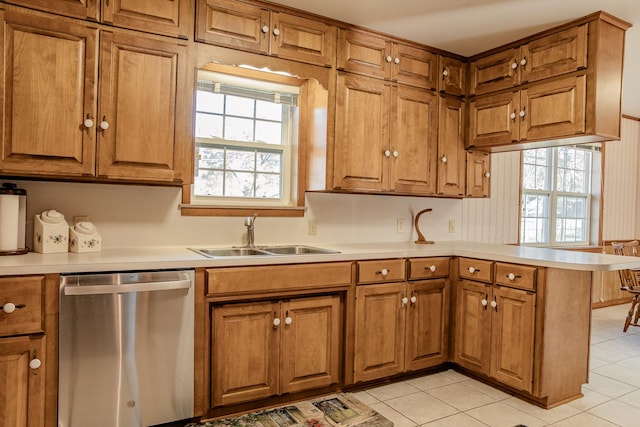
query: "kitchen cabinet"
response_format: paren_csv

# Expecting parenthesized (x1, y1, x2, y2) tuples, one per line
(0, 274, 57, 427)
(469, 24, 587, 96)
(0, 9, 190, 184)
(437, 96, 465, 196)
(2, 0, 192, 38)
(454, 259, 535, 393)
(438, 55, 466, 96)
(465, 151, 491, 197)
(337, 28, 436, 89)
(333, 72, 437, 195)
(354, 258, 449, 382)
(196, 0, 336, 67)
(468, 75, 586, 148)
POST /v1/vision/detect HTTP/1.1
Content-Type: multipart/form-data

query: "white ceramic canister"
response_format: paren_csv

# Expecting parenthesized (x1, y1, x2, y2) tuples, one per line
(0, 183, 27, 255)
(69, 221, 101, 253)
(33, 210, 69, 253)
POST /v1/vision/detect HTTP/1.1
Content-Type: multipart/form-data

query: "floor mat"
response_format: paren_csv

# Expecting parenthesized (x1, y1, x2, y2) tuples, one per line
(186, 393, 393, 427)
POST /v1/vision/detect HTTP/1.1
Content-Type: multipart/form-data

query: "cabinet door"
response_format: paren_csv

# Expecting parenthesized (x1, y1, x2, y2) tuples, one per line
(465, 151, 491, 198)
(281, 295, 341, 393)
(354, 283, 405, 382)
(3, 0, 100, 21)
(392, 43, 436, 89)
(0, 10, 98, 177)
(405, 279, 449, 370)
(0, 276, 44, 337)
(520, 75, 586, 142)
(211, 301, 279, 407)
(453, 279, 491, 375)
(333, 73, 390, 192)
(337, 29, 391, 80)
(490, 286, 535, 393)
(102, 0, 192, 39)
(469, 48, 519, 95)
(468, 91, 519, 148)
(0, 335, 46, 427)
(390, 85, 437, 195)
(437, 96, 465, 196)
(520, 24, 588, 83)
(196, 0, 270, 53)
(438, 56, 465, 96)
(270, 12, 336, 67)
(97, 31, 188, 183)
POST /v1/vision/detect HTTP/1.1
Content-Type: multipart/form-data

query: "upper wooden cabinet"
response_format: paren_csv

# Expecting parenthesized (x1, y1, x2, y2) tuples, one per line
(438, 56, 466, 96)
(0, 9, 190, 184)
(437, 96, 465, 196)
(196, 0, 336, 67)
(3, 0, 193, 38)
(470, 24, 588, 96)
(337, 29, 436, 89)
(465, 151, 491, 198)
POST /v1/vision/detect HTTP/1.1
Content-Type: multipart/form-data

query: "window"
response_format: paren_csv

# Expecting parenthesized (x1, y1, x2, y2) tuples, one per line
(520, 146, 599, 246)
(193, 70, 300, 207)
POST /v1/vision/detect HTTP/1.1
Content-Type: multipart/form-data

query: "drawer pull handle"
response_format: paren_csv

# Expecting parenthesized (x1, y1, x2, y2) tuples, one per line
(1, 303, 25, 314)
(468, 267, 479, 274)
(507, 273, 522, 281)
(376, 268, 389, 276)
(427, 265, 437, 272)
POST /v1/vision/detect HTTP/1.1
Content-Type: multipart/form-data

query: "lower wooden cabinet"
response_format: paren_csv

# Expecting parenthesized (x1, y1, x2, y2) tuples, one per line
(210, 295, 342, 407)
(354, 279, 448, 382)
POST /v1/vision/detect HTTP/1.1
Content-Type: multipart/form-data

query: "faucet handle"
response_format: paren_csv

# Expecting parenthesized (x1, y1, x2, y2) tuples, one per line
(245, 213, 257, 227)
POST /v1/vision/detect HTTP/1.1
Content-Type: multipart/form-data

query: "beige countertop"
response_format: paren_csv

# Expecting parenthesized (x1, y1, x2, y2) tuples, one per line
(1, 241, 639, 276)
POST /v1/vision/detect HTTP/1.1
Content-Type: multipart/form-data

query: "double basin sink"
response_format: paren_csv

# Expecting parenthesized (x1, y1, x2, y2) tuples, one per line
(189, 245, 339, 258)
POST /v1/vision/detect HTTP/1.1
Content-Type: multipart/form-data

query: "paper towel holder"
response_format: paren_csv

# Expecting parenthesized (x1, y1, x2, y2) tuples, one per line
(0, 182, 28, 255)
(414, 208, 434, 245)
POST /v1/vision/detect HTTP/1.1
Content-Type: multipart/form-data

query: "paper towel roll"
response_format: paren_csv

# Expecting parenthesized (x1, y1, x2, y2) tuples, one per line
(0, 194, 19, 251)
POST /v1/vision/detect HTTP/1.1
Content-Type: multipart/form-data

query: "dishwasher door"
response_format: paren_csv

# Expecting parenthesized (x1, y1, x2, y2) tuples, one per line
(58, 270, 195, 427)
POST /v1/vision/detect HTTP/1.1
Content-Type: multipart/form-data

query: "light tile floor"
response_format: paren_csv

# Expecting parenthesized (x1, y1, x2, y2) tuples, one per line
(353, 304, 640, 427)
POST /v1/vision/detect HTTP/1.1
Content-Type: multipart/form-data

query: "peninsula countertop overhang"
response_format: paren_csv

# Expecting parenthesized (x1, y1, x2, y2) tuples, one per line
(1, 241, 640, 276)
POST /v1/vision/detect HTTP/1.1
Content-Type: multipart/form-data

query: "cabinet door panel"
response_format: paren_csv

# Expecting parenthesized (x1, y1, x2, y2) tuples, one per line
(437, 96, 465, 196)
(406, 279, 449, 370)
(392, 43, 436, 89)
(468, 91, 519, 148)
(102, 0, 191, 39)
(438, 56, 465, 96)
(337, 29, 391, 79)
(469, 48, 519, 95)
(390, 85, 437, 195)
(465, 151, 491, 198)
(0, 335, 46, 427)
(3, 0, 99, 21)
(354, 283, 405, 382)
(281, 295, 341, 393)
(334, 73, 389, 191)
(490, 286, 535, 392)
(521, 75, 586, 141)
(520, 24, 588, 83)
(211, 301, 279, 407)
(97, 31, 187, 182)
(453, 280, 491, 374)
(196, 0, 269, 53)
(270, 12, 335, 67)
(0, 11, 97, 177)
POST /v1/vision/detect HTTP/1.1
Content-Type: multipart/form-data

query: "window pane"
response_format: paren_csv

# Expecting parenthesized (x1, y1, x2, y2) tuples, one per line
(256, 173, 281, 198)
(225, 95, 255, 118)
(226, 149, 255, 171)
(255, 120, 282, 145)
(256, 151, 282, 173)
(225, 171, 254, 197)
(225, 117, 254, 142)
(256, 100, 282, 121)
(195, 113, 223, 139)
(196, 91, 224, 114)
(194, 170, 223, 196)
(197, 146, 224, 169)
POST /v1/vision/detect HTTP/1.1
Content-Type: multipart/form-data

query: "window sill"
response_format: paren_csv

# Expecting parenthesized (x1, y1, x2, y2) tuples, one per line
(180, 204, 305, 217)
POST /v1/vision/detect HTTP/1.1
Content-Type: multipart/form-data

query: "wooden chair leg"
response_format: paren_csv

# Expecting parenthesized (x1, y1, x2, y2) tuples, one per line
(633, 296, 640, 327)
(624, 295, 639, 332)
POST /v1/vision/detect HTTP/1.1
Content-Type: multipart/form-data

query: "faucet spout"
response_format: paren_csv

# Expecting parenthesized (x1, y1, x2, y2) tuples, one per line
(244, 213, 257, 247)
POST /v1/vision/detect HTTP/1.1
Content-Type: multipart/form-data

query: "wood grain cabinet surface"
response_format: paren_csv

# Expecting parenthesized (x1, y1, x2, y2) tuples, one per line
(465, 151, 491, 198)
(2, 0, 192, 38)
(196, 0, 336, 67)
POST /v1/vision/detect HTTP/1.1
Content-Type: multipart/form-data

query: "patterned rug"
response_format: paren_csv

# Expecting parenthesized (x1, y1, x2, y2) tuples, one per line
(186, 393, 393, 427)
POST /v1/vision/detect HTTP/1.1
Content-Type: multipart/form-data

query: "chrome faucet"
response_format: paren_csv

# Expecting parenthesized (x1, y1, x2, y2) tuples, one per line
(244, 213, 257, 247)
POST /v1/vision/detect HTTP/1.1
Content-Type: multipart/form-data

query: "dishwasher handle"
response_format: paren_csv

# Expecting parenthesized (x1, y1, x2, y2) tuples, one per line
(64, 278, 191, 296)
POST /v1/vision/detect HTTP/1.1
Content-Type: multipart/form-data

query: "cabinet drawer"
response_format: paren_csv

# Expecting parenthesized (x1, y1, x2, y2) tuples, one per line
(0, 276, 44, 337)
(207, 262, 353, 296)
(458, 258, 493, 283)
(495, 262, 537, 291)
(357, 259, 406, 284)
(408, 257, 449, 280)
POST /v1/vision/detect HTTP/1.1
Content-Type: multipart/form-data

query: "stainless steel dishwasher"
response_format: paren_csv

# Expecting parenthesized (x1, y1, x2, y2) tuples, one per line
(58, 269, 195, 427)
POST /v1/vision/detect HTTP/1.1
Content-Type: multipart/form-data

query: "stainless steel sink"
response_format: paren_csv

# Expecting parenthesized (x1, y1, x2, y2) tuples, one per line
(189, 245, 339, 258)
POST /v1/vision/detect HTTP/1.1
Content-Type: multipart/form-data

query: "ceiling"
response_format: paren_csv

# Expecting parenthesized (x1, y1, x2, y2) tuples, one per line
(268, 0, 640, 118)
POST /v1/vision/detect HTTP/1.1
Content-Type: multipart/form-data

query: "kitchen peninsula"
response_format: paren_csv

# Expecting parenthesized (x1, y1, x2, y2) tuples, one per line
(3, 240, 640, 425)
